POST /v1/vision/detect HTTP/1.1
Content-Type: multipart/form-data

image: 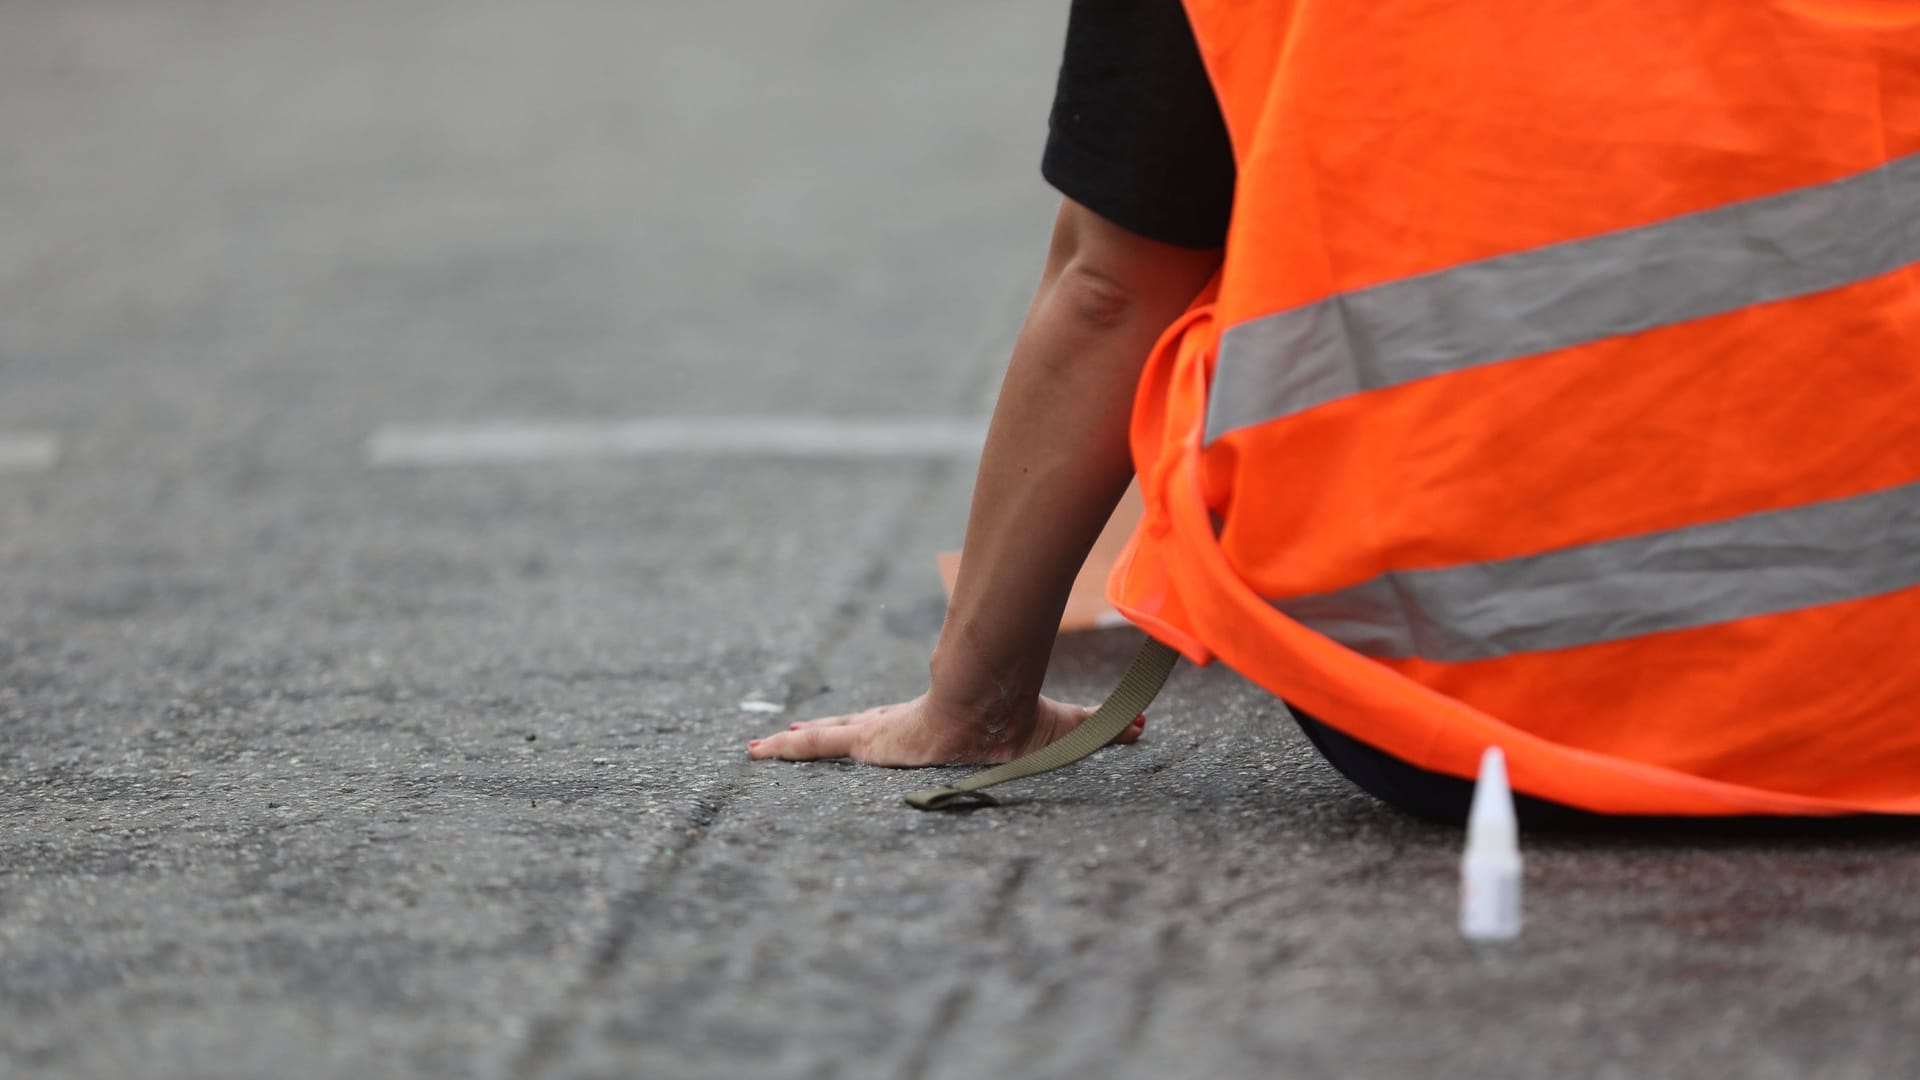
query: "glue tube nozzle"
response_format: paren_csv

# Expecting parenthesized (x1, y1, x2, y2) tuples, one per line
(1466, 746, 1517, 855)
(1460, 746, 1522, 941)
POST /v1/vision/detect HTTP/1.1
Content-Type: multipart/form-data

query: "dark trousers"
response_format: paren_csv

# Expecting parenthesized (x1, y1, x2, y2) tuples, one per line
(1287, 706, 1904, 834)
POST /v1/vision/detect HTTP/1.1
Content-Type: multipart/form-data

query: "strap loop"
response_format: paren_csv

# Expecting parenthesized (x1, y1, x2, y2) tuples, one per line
(902, 788, 1000, 811)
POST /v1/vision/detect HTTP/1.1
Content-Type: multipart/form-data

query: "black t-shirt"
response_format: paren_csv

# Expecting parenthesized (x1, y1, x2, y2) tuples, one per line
(1041, 0, 1237, 249)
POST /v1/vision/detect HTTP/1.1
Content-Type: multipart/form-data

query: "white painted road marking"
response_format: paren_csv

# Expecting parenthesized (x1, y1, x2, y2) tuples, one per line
(0, 433, 59, 474)
(366, 418, 989, 467)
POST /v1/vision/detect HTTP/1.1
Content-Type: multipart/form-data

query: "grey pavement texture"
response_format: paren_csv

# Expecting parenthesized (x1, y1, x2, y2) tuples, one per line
(3, 2, 1918, 1078)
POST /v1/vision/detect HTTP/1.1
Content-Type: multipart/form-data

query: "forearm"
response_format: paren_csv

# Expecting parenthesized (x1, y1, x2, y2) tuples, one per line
(930, 201, 1221, 719)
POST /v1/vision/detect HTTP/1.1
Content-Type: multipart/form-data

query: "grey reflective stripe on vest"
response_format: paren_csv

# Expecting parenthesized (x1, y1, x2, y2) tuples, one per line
(1206, 151, 1920, 445)
(1275, 479, 1920, 663)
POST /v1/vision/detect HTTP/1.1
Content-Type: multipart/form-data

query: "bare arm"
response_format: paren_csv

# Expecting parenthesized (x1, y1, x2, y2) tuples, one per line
(750, 199, 1221, 764)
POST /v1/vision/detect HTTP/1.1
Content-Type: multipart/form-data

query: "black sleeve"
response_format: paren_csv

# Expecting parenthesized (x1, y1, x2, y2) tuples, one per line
(1040, 0, 1237, 249)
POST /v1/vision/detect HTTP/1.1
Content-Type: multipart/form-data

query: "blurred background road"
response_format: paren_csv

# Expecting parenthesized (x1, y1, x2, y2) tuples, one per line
(3, 3, 1917, 1078)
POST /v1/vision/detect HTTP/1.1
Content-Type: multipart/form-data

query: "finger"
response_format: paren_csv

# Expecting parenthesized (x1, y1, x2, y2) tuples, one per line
(786, 711, 866, 732)
(1027, 704, 1146, 756)
(749, 724, 862, 761)
(1111, 713, 1148, 746)
(790, 702, 908, 732)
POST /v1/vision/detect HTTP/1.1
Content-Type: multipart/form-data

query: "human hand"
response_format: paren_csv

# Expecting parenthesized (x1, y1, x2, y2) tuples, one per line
(746, 691, 1144, 766)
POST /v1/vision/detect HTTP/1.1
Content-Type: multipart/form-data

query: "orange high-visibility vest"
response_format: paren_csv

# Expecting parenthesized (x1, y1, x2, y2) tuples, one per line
(1112, 1, 1920, 815)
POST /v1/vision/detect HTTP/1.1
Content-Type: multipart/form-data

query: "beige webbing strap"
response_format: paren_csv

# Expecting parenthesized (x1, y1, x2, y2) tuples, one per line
(904, 638, 1180, 811)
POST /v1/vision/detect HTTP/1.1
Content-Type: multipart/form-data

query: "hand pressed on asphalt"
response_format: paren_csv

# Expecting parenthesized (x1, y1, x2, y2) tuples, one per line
(742, 204, 1201, 772)
(747, 693, 1145, 766)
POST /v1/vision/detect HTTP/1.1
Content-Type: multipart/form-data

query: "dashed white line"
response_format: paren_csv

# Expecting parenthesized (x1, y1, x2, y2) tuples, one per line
(365, 417, 989, 468)
(0, 433, 59, 474)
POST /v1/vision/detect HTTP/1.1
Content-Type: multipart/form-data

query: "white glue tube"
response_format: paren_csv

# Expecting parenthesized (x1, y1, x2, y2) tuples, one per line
(1460, 746, 1523, 941)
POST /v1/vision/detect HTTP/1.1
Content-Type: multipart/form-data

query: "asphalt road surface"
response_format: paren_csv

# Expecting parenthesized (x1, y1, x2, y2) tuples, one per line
(4, 3, 1917, 1078)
